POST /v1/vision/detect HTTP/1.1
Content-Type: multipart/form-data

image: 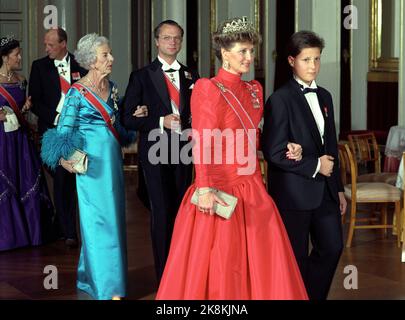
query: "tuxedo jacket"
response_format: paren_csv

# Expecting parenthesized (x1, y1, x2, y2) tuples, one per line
(121, 58, 199, 164)
(29, 53, 87, 136)
(262, 79, 344, 211)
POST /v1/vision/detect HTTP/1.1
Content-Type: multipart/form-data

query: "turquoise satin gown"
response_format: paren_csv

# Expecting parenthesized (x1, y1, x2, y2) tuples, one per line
(41, 81, 132, 300)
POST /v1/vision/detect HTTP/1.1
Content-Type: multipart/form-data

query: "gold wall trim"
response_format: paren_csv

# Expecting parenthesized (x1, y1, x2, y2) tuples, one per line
(210, 0, 216, 76)
(254, 0, 261, 70)
(100, 0, 104, 35)
(367, 71, 399, 82)
(369, 0, 399, 72)
(399, 0, 404, 125)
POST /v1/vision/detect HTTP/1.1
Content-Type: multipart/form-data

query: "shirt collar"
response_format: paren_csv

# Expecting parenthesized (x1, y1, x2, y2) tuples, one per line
(54, 53, 70, 67)
(158, 55, 181, 72)
(294, 74, 317, 90)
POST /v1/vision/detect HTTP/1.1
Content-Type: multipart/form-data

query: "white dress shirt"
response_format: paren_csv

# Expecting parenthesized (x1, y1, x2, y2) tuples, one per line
(158, 55, 182, 134)
(294, 75, 324, 177)
(54, 53, 71, 125)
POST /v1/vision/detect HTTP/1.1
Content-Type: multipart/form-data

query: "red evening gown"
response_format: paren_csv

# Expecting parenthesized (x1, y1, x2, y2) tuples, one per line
(156, 68, 308, 300)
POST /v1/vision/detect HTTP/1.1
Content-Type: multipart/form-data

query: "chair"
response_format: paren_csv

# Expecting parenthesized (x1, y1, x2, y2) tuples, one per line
(399, 152, 405, 261)
(122, 141, 138, 171)
(384, 126, 405, 172)
(338, 144, 401, 248)
(348, 132, 397, 185)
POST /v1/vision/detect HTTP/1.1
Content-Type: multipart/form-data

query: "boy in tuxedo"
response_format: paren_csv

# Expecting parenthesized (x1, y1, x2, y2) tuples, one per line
(262, 31, 347, 300)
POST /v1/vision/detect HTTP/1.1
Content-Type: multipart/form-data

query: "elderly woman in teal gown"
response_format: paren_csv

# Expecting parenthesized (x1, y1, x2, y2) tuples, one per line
(41, 33, 147, 300)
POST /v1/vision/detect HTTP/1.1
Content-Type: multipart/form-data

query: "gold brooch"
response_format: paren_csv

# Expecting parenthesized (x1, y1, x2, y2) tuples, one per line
(215, 82, 226, 92)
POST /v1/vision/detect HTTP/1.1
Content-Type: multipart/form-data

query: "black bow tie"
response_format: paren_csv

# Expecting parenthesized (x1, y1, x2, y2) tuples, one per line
(164, 68, 178, 73)
(300, 85, 318, 94)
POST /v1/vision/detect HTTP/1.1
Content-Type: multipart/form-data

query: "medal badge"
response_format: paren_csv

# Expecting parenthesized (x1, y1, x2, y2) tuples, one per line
(184, 71, 192, 80)
(72, 72, 81, 81)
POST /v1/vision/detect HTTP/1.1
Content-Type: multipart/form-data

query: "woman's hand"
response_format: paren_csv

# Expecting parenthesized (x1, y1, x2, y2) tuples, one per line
(197, 188, 228, 215)
(0, 108, 6, 122)
(133, 105, 148, 117)
(286, 142, 303, 161)
(59, 158, 78, 174)
(22, 96, 32, 113)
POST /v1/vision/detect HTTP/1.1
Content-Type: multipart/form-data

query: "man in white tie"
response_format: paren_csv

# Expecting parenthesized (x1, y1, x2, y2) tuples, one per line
(29, 27, 87, 248)
(122, 20, 199, 282)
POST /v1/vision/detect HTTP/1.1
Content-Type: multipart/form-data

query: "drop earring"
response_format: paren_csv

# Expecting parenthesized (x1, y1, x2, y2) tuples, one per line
(223, 61, 230, 70)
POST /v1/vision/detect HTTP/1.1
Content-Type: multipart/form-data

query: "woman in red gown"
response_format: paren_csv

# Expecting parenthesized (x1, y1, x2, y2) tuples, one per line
(156, 17, 308, 300)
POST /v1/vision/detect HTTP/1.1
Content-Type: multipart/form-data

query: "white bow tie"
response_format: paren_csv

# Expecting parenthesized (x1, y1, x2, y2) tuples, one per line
(54, 59, 67, 68)
(162, 60, 181, 72)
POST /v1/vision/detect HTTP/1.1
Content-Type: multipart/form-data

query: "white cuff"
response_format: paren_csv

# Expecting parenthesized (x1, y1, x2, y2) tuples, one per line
(312, 158, 321, 178)
(54, 114, 61, 126)
(55, 94, 65, 114)
(159, 117, 164, 134)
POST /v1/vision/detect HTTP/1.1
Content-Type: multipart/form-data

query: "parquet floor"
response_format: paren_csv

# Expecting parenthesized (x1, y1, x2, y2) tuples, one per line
(1, 170, 405, 300)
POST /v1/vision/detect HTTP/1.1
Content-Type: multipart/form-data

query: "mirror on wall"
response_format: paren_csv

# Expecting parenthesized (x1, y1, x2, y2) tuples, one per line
(369, 0, 400, 72)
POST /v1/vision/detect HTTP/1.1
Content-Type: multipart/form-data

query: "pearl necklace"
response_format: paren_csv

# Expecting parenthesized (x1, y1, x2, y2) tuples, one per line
(84, 77, 106, 95)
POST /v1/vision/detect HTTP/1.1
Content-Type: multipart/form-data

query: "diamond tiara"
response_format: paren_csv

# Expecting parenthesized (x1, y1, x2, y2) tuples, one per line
(0, 35, 15, 48)
(222, 16, 255, 35)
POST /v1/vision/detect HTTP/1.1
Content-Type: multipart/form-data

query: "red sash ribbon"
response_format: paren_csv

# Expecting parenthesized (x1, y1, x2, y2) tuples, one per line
(211, 80, 257, 148)
(59, 76, 71, 95)
(72, 83, 121, 144)
(0, 85, 29, 128)
(163, 73, 180, 111)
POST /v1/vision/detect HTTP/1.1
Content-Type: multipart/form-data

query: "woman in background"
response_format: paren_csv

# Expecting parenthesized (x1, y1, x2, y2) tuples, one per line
(0, 36, 53, 251)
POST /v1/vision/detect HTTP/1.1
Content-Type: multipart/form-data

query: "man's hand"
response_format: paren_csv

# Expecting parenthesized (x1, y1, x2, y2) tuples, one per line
(338, 191, 347, 216)
(22, 96, 32, 113)
(133, 105, 148, 117)
(163, 114, 181, 130)
(286, 142, 303, 161)
(319, 155, 334, 177)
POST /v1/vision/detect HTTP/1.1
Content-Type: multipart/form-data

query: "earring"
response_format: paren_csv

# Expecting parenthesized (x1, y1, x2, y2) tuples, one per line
(223, 61, 230, 70)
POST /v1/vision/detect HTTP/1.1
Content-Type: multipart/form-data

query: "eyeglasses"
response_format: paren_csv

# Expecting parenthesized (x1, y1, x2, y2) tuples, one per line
(159, 35, 183, 43)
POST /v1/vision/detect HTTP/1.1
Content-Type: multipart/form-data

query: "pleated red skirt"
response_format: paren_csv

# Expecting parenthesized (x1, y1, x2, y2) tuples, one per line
(156, 173, 308, 300)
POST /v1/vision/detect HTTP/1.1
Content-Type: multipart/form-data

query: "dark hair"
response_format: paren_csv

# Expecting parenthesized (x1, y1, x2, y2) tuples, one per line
(0, 38, 20, 68)
(212, 17, 261, 62)
(286, 30, 325, 58)
(46, 27, 68, 43)
(154, 20, 184, 39)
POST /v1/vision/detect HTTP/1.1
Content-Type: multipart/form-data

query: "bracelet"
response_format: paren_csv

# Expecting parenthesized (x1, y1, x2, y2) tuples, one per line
(197, 187, 212, 196)
(58, 158, 63, 166)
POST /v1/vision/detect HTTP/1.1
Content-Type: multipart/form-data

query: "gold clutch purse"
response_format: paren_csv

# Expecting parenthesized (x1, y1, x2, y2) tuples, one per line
(68, 149, 88, 174)
(191, 188, 238, 219)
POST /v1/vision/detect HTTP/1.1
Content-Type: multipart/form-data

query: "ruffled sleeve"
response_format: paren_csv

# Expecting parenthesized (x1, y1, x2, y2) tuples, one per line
(191, 78, 223, 188)
(41, 88, 84, 169)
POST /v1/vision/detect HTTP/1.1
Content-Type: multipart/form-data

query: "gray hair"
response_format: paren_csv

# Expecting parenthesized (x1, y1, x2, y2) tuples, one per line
(74, 33, 109, 70)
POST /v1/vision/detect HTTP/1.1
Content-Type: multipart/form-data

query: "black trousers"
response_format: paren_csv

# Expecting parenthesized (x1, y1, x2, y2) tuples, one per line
(279, 187, 343, 300)
(142, 161, 193, 283)
(48, 166, 78, 240)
